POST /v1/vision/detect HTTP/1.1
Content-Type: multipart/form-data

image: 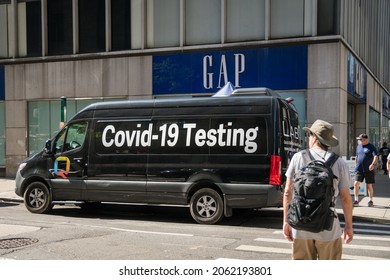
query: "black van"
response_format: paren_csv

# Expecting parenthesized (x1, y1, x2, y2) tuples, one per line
(15, 88, 301, 224)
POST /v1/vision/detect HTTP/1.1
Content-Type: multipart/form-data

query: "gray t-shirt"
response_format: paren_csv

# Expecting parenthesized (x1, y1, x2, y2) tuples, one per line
(286, 148, 352, 241)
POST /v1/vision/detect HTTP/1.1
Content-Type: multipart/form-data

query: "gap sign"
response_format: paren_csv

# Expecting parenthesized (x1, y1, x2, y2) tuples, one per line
(153, 45, 307, 95)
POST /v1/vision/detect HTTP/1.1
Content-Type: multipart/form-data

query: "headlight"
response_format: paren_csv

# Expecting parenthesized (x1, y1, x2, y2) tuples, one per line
(17, 163, 27, 172)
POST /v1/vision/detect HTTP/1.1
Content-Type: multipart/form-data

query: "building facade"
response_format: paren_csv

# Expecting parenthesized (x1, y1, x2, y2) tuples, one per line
(0, 0, 389, 177)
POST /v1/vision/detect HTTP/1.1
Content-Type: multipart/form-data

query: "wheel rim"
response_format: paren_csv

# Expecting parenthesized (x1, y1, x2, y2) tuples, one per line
(28, 188, 46, 209)
(196, 195, 217, 218)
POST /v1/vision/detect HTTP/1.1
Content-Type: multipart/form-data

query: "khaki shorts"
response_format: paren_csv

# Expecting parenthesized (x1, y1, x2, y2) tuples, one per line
(292, 238, 342, 260)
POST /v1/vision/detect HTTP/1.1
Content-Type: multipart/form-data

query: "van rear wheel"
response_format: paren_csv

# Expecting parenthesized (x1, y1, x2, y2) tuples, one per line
(190, 188, 224, 224)
(24, 182, 53, 214)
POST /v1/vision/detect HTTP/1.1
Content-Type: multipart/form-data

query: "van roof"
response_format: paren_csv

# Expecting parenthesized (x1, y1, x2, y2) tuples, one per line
(80, 92, 280, 113)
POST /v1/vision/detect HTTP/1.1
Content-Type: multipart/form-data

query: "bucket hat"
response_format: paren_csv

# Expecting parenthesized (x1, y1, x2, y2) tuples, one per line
(303, 120, 339, 147)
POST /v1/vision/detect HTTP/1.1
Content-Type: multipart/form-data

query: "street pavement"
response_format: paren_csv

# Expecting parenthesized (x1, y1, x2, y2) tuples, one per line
(0, 174, 389, 223)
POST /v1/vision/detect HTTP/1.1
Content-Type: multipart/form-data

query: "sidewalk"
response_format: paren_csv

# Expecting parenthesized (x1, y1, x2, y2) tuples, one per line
(1, 175, 389, 223)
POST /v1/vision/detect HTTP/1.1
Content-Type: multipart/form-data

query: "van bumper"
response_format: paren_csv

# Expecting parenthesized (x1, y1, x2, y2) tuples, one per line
(15, 170, 25, 197)
(222, 183, 283, 208)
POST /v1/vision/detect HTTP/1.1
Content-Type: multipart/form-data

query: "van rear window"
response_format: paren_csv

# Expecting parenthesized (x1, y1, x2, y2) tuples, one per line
(95, 117, 267, 155)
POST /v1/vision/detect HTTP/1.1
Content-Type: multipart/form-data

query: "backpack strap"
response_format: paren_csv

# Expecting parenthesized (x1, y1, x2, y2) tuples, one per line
(324, 152, 339, 168)
(301, 149, 314, 165)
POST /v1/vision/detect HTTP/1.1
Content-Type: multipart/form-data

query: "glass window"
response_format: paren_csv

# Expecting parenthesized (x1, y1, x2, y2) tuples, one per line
(226, 0, 265, 42)
(0, 102, 4, 166)
(28, 101, 51, 155)
(130, 0, 142, 49)
(28, 99, 118, 156)
(48, 0, 73, 55)
(270, 0, 304, 39)
(382, 116, 389, 146)
(146, 0, 180, 48)
(78, 0, 105, 53)
(317, 0, 338, 36)
(111, 0, 131, 51)
(23, 1, 42, 57)
(0, 3, 10, 58)
(369, 107, 380, 148)
(185, 0, 221, 45)
(54, 122, 88, 154)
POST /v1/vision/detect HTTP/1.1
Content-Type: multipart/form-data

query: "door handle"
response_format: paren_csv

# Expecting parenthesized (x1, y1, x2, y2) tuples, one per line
(73, 157, 84, 163)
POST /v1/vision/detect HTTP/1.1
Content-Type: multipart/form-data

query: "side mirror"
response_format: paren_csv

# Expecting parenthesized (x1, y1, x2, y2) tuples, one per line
(45, 139, 53, 154)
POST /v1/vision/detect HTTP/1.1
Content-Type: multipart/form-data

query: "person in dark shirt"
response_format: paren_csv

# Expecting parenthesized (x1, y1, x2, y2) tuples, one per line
(353, 134, 378, 207)
(379, 142, 390, 175)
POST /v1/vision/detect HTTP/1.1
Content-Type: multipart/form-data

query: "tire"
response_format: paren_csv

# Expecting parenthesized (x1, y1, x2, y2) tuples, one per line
(24, 182, 53, 214)
(190, 188, 224, 224)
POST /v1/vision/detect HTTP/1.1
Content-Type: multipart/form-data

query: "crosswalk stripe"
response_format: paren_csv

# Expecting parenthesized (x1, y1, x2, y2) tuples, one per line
(344, 243, 390, 251)
(345, 222, 390, 229)
(236, 245, 291, 255)
(236, 245, 389, 260)
(254, 237, 290, 243)
(256, 237, 390, 251)
(353, 228, 390, 235)
(352, 235, 390, 241)
(341, 254, 387, 260)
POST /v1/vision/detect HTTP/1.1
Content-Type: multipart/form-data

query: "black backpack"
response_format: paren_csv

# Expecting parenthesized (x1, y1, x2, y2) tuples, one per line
(287, 150, 339, 233)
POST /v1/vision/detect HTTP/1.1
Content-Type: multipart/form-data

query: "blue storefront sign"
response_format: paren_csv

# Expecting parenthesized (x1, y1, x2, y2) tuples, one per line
(153, 45, 308, 95)
(347, 52, 367, 100)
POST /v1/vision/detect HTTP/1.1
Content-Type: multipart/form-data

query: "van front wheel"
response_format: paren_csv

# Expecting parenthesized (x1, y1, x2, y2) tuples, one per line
(190, 188, 224, 224)
(24, 182, 53, 214)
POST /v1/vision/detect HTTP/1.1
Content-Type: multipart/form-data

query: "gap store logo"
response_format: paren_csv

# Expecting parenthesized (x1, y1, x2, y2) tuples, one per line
(153, 45, 307, 95)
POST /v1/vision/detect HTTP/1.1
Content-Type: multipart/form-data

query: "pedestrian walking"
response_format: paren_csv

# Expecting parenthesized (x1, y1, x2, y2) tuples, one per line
(379, 142, 390, 175)
(387, 153, 390, 179)
(353, 134, 378, 207)
(283, 120, 353, 260)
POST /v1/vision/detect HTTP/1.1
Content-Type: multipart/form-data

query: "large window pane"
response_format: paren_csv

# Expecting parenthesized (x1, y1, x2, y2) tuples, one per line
(185, 0, 220, 45)
(382, 116, 390, 145)
(369, 108, 380, 148)
(270, 0, 304, 39)
(226, 0, 265, 42)
(29, 101, 51, 155)
(79, 0, 105, 53)
(0, 3, 10, 58)
(111, 0, 131, 51)
(0, 102, 4, 166)
(130, 0, 142, 49)
(27, 1, 42, 56)
(48, 0, 73, 55)
(28, 99, 116, 155)
(317, 0, 339, 36)
(146, 0, 180, 48)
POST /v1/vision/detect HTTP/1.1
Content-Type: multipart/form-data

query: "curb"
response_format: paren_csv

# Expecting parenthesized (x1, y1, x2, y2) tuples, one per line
(0, 197, 23, 203)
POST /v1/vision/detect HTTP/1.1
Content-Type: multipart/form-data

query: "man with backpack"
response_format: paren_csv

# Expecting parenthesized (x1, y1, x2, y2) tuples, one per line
(282, 120, 353, 260)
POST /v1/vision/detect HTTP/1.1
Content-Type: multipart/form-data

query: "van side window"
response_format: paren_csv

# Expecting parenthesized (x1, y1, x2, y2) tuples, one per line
(54, 122, 88, 154)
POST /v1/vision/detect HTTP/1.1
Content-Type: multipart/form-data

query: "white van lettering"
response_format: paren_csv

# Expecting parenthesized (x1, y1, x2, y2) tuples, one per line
(102, 125, 115, 147)
(101, 122, 259, 153)
(282, 120, 300, 140)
